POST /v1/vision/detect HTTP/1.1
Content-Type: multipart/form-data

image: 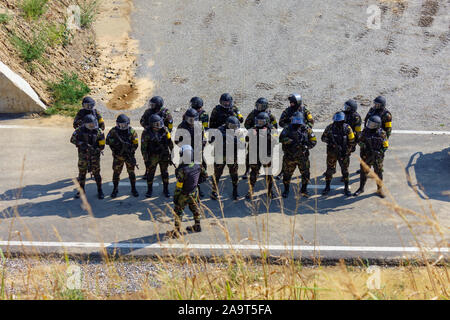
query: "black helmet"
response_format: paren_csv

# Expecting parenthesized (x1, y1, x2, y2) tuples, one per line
(374, 96, 386, 109)
(288, 93, 302, 108)
(149, 96, 164, 111)
(83, 114, 97, 130)
(82, 96, 95, 110)
(149, 114, 163, 130)
(185, 108, 199, 126)
(255, 97, 269, 112)
(190, 97, 204, 110)
(116, 114, 130, 130)
(344, 99, 358, 113)
(219, 93, 233, 109)
(255, 112, 270, 128)
(226, 116, 240, 130)
(291, 111, 305, 125)
(367, 115, 382, 129)
(333, 111, 345, 122)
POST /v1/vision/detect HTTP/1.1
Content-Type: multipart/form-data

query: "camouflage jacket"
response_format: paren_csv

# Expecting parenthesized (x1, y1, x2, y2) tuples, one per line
(140, 107, 174, 132)
(279, 106, 314, 128)
(106, 127, 139, 157)
(244, 109, 278, 129)
(209, 105, 244, 129)
(73, 109, 105, 131)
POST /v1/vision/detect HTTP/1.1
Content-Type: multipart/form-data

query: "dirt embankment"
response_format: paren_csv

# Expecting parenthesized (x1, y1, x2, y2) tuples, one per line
(0, 0, 99, 107)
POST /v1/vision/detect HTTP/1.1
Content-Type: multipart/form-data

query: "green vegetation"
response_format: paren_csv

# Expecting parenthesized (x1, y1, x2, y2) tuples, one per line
(20, 0, 49, 20)
(43, 23, 72, 47)
(0, 13, 11, 24)
(79, 0, 100, 29)
(9, 32, 46, 71)
(45, 73, 90, 117)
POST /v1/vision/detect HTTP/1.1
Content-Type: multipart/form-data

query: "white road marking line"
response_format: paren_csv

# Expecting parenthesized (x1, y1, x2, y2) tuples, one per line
(108, 182, 158, 187)
(0, 125, 449, 135)
(0, 241, 447, 253)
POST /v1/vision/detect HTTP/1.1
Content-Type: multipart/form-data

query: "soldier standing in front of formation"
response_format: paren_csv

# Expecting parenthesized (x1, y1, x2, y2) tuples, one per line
(175, 108, 207, 197)
(279, 112, 317, 198)
(277, 93, 314, 180)
(210, 116, 241, 201)
(106, 114, 139, 198)
(166, 145, 208, 239)
(354, 115, 389, 198)
(321, 112, 356, 196)
(242, 98, 278, 180)
(141, 114, 174, 198)
(73, 96, 105, 131)
(190, 96, 209, 130)
(246, 112, 277, 200)
(209, 93, 244, 129)
(70, 114, 106, 199)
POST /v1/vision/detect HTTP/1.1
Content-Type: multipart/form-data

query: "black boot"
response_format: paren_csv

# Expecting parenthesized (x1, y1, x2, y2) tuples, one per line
(74, 182, 85, 199)
(232, 185, 239, 200)
(96, 177, 104, 200)
(282, 184, 290, 198)
(163, 183, 170, 198)
(145, 185, 153, 198)
(111, 180, 119, 198)
(186, 223, 202, 233)
(197, 185, 204, 198)
(343, 181, 351, 197)
(130, 181, 139, 197)
(301, 183, 309, 197)
(322, 181, 331, 195)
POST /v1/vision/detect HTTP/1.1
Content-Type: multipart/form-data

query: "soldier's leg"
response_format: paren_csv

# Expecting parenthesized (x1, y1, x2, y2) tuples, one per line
(229, 163, 239, 200)
(159, 160, 170, 197)
(263, 163, 274, 199)
(246, 164, 260, 199)
(323, 152, 337, 195)
(211, 163, 225, 200)
(91, 155, 104, 199)
(186, 192, 202, 233)
(198, 155, 207, 198)
(354, 153, 370, 196)
(282, 158, 296, 198)
(75, 157, 88, 198)
(166, 193, 185, 239)
(276, 154, 285, 180)
(374, 156, 385, 198)
(299, 158, 311, 197)
(339, 156, 351, 196)
(242, 149, 250, 179)
(146, 157, 158, 198)
(111, 157, 124, 198)
(125, 160, 138, 197)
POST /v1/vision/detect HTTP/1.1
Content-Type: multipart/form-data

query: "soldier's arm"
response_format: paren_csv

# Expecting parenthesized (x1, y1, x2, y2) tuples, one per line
(70, 130, 79, 146)
(279, 128, 292, 145)
(96, 110, 105, 131)
(105, 130, 113, 146)
(307, 129, 317, 149)
(166, 129, 174, 151)
(131, 129, 139, 152)
(383, 112, 392, 138)
(347, 126, 356, 151)
(165, 110, 174, 132)
(140, 110, 148, 128)
(304, 108, 314, 127)
(234, 106, 244, 123)
(270, 114, 278, 129)
(141, 131, 149, 162)
(244, 112, 254, 130)
(174, 168, 185, 195)
(354, 114, 363, 142)
(381, 131, 389, 152)
(279, 111, 288, 128)
(209, 108, 219, 129)
(321, 126, 330, 144)
(73, 112, 82, 129)
(201, 113, 209, 130)
(97, 132, 106, 151)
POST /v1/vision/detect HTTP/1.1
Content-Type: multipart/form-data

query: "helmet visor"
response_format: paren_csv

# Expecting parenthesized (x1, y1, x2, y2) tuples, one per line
(151, 120, 163, 129)
(117, 122, 129, 130)
(221, 101, 232, 108)
(85, 122, 96, 130)
(367, 119, 380, 129)
(150, 102, 161, 110)
(256, 118, 266, 127)
(227, 122, 239, 130)
(256, 103, 266, 111)
(83, 103, 94, 110)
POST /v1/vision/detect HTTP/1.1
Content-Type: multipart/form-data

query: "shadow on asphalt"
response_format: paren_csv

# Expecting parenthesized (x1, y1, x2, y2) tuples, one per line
(405, 147, 450, 202)
(0, 174, 374, 220)
(105, 233, 168, 255)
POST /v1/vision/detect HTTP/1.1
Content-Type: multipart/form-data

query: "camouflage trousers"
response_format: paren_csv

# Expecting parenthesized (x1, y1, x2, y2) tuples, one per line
(173, 189, 201, 228)
(282, 156, 310, 185)
(112, 155, 136, 184)
(249, 162, 273, 193)
(360, 151, 384, 182)
(78, 152, 101, 186)
(325, 150, 350, 182)
(145, 154, 170, 186)
(213, 163, 239, 190)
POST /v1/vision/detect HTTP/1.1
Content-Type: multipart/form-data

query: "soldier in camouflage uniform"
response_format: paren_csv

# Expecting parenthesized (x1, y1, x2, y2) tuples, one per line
(354, 115, 389, 198)
(73, 97, 105, 131)
(343, 99, 362, 145)
(210, 116, 241, 201)
(364, 96, 392, 139)
(175, 108, 207, 197)
(140, 96, 174, 132)
(141, 114, 174, 198)
(246, 112, 277, 200)
(277, 93, 314, 180)
(106, 114, 139, 198)
(166, 145, 208, 239)
(70, 114, 106, 199)
(279, 112, 317, 198)
(321, 112, 356, 196)
(209, 93, 244, 129)
(242, 98, 278, 180)
(190, 97, 209, 131)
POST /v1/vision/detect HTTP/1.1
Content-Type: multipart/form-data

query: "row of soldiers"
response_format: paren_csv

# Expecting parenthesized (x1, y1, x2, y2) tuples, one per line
(70, 93, 392, 237)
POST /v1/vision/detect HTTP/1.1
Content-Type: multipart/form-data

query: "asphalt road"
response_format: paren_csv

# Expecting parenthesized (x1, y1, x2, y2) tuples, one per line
(0, 119, 448, 261)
